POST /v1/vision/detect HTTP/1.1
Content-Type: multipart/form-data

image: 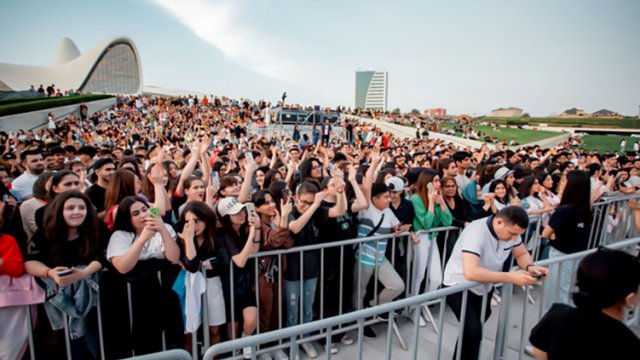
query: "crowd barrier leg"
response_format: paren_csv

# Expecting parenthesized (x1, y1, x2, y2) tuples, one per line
(493, 282, 513, 360)
(385, 311, 395, 359)
(96, 293, 106, 360)
(62, 313, 72, 360)
(127, 282, 135, 357)
(476, 287, 489, 360)
(435, 297, 447, 360)
(454, 290, 468, 360)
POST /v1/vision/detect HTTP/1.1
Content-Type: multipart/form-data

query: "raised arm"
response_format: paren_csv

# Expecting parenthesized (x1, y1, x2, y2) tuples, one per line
(176, 142, 201, 196)
(238, 157, 257, 203)
(348, 165, 369, 212)
(362, 149, 382, 200)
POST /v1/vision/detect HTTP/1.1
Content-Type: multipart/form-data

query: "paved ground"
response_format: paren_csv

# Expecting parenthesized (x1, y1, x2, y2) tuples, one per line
(280, 284, 639, 360)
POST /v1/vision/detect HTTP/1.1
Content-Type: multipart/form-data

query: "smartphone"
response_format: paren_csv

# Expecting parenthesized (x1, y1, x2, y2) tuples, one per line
(245, 202, 257, 217)
(245, 151, 253, 161)
(56, 269, 73, 277)
(149, 207, 160, 217)
(533, 273, 546, 279)
(427, 183, 434, 193)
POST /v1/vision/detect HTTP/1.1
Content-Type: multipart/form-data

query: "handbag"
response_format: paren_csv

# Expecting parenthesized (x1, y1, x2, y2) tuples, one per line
(0, 274, 46, 308)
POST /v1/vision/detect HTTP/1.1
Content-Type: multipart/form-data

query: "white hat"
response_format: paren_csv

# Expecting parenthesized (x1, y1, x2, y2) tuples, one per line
(385, 176, 405, 192)
(217, 197, 246, 217)
(493, 167, 513, 180)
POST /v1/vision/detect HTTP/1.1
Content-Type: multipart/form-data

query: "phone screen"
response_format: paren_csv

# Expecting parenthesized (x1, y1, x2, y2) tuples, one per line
(149, 207, 160, 217)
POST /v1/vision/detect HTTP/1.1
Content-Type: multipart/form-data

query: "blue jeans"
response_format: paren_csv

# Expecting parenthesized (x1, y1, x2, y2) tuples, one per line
(284, 278, 318, 330)
(542, 247, 573, 312)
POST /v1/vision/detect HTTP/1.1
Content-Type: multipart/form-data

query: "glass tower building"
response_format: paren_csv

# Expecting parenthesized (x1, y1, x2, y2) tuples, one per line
(355, 70, 388, 111)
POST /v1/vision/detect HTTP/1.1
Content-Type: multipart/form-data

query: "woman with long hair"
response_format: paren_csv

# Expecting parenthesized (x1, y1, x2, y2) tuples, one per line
(410, 169, 453, 325)
(530, 249, 640, 358)
(252, 190, 293, 359)
(519, 175, 554, 246)
(106, 196, 181, 355)
(215, 197, 261, 358)
(103, 169, 142, 229)
(25, 191, 109, 359)
(541, 170, 593, 309)
(298, 157, 324, 184)
(176, 201, 226, 351)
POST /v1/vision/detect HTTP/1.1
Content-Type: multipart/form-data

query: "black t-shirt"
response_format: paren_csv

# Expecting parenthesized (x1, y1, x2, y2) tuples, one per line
(529, 303, 640, 359)
(26, 221, 111, 269)
(321, 200, 358, 242)
(548, 205, 591, 254)
(215, 230, 253, 295)
(285, 206, 329, 281)
(85, 184, 107, 213)
(390, 198, 415, 226)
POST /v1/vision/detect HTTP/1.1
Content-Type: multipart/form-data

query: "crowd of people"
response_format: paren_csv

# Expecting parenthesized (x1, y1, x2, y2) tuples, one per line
(0, 95, 639, 360)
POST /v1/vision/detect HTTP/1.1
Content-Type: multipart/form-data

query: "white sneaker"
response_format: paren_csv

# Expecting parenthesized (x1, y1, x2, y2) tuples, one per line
(301, 342, 318, 358)
(243, 346, 253, 359)
(410, 309, 427, 327)
(242, 332, 253, 359)
(271, 349, 289, 360)
(340, 333, 354, 346)
(324, 343, 339, 355)
(258, 353, 273, 360)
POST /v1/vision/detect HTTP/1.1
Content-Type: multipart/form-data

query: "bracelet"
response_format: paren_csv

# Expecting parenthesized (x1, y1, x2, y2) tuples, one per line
(43, 268, 50, 278)
(525, 264, 533, 272)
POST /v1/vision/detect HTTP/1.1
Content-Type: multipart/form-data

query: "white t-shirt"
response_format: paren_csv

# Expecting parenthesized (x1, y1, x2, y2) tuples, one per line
(107, 223, 176, 261)
(443, 216, 523, 295)
(11, 172, 38, 200)
(521, 195, 544, 222)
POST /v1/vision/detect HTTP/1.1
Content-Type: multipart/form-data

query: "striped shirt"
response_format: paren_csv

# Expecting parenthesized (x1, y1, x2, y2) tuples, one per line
(355, 204, 400, 268)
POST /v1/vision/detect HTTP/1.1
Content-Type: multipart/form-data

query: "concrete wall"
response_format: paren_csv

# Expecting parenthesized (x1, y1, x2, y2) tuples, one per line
(0, 97, 117, 132)
(343, 115, 571, 150)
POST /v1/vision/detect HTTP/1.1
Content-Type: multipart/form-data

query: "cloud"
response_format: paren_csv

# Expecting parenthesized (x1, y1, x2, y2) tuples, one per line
(149, 0, 303, 82)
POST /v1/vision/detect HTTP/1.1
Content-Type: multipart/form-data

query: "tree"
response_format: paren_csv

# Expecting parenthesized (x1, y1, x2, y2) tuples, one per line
(392, 107, 401, 114)
(410, 108, 421, 114)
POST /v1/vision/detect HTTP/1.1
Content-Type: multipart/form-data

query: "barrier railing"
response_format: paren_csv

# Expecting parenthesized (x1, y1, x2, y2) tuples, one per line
(203, 236, 640, 360)
(12, 193, 639, 359)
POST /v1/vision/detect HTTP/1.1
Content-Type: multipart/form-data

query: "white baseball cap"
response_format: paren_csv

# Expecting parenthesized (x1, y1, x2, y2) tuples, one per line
(217, 197, 246, 217)
(385, 176, 405, 192)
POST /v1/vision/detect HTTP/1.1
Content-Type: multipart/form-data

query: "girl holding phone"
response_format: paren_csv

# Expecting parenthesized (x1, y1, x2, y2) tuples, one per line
(106, 196, 181, 355)
(25, 191, 109, 359)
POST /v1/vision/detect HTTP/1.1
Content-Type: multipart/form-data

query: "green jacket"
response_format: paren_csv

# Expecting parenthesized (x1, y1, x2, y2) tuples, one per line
(410, 194, 453, 237)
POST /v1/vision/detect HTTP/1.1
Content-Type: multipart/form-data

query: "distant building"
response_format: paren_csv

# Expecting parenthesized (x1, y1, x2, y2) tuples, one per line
(0, 37, 142, 94)
(591, 109, 622, 118)
(491, 107, 523, 117)
(425, 108, 447, 117)
(355, 70, 388, 111)
(561, 107, 586, 117)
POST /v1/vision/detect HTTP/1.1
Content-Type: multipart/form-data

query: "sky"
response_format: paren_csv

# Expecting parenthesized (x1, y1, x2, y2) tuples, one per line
(1, 0, 639, 116)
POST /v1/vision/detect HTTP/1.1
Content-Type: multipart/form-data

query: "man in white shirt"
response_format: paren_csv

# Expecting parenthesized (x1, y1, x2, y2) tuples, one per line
(11, 149, 45, 200)
(443, 206, 548, 360)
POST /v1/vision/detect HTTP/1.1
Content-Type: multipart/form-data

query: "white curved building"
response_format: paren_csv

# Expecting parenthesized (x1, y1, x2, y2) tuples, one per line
(0, 36, 143, 94)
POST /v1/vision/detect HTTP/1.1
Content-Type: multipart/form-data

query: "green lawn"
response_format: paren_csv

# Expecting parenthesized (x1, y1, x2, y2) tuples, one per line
(438, 123, 560, 145)
(580, 135, 639, 152)
(479, 116, 640, 129)
(0, 94, 114, 117)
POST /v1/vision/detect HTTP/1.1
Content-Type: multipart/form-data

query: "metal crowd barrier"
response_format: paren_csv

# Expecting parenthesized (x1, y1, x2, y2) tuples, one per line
(203, 236, 640, 360)
(494, 237, 640, 360)
(14, 193, 640, 359)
